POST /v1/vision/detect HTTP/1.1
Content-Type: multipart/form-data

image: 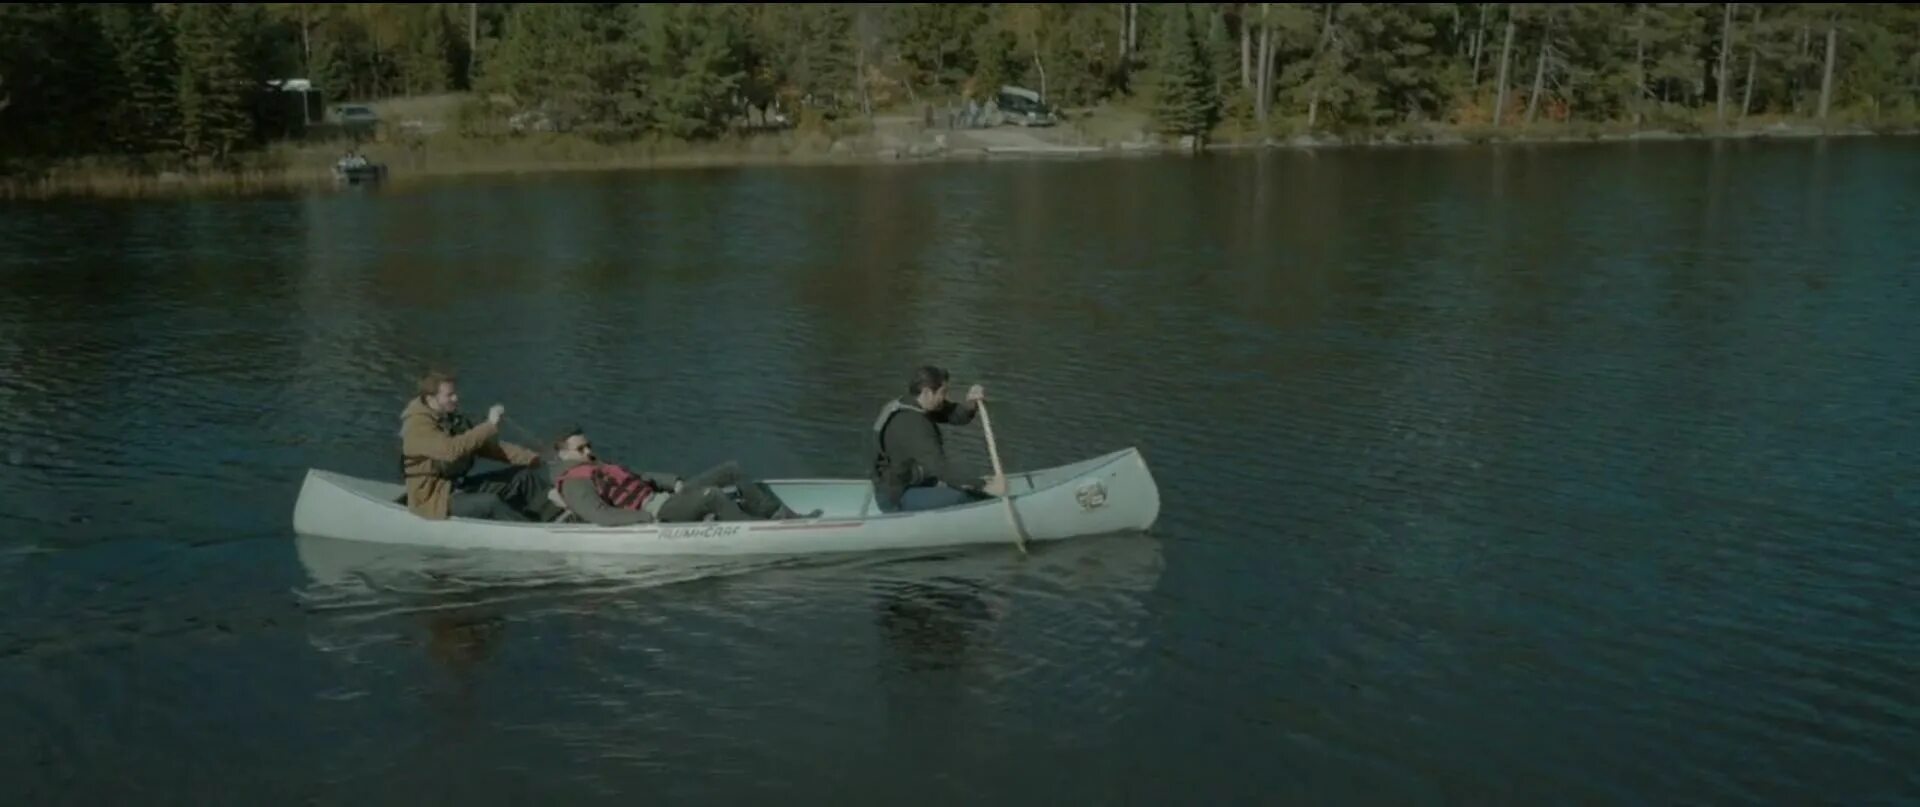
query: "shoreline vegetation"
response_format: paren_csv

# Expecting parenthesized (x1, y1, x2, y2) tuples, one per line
(6, 111, 1917, 201)
(5, 3, 1919, 200)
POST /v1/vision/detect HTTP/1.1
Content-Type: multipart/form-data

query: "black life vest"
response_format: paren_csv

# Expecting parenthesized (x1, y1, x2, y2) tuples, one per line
(871, 398, 941, 486)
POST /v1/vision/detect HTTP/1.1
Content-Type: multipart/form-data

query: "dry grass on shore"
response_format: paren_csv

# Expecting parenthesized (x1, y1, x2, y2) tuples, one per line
(0, 130, 867, 200)
(5, 101, 1916, 201)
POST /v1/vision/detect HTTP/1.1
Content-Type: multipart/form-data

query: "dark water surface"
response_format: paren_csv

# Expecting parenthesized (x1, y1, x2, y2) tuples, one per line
(3, 140, 1917, 804)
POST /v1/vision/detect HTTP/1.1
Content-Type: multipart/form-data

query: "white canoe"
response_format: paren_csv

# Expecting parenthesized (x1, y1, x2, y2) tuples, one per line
(292, 529, 1168, 602)
(290, 447, 1160, 557)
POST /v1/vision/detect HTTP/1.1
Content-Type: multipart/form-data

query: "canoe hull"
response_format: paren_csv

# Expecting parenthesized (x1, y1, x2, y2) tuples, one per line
(291, 447, 1160, 557)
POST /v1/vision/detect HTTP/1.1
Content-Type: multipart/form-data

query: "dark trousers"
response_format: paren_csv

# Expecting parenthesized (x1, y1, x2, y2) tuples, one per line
(449, 490, 528, 521)
(655, 461, 788, 523)
(877, 484, 985, 514)
(450, 465, 547, 522)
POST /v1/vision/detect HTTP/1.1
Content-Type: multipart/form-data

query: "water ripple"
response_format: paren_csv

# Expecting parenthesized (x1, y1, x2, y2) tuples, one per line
(2, 141, 1919, 803)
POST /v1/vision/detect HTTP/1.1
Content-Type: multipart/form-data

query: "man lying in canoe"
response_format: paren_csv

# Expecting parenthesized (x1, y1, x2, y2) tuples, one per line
(546, 429, 821, 525)
(399, 371, 547, 522)
(870, 365, 1008, 513)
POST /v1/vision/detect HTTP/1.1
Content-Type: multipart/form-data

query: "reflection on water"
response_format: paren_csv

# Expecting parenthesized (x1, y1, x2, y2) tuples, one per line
(291, 531, 1165, 619)
(283, 533, 1169, 801)
(3, 139, 1919, 802)
(876, 577, 995, 674)
(425, 609, 508, 673)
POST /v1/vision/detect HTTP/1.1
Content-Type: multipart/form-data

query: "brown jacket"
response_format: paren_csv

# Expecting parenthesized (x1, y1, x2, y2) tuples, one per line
(398, 396, 538, 520)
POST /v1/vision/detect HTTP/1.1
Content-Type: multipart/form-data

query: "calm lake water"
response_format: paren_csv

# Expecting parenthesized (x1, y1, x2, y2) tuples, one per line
(3, 139, 1918, 803)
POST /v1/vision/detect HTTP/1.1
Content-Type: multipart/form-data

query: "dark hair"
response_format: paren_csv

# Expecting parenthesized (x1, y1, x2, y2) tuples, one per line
(908, 365, 950, 396)
(417, 370, 456, 397)
(552, 427, 584, 452)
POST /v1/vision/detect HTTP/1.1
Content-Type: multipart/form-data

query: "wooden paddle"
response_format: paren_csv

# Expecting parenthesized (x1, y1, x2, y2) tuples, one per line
(977, 400, 1029, 555)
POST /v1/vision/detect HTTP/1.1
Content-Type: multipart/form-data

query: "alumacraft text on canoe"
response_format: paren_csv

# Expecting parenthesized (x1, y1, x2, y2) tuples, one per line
(660, 524, 745, 541)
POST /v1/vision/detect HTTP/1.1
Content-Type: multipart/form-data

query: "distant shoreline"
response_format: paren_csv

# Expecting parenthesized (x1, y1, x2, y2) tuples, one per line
(5, 118, 1915, 201)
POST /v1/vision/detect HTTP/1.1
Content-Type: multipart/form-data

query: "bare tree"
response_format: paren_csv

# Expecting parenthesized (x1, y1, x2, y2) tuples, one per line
(1306, 3, 1336, 129)
(1633, 5, 1646, 125)
(1240, 3, 1252, 88)
(1716, 3, 1735, 124)
(1128, 3, 1138, 59)
(1493, 4, 1516, 126)
(1525, 9, 1554, 125)
(1741, 4, 1761, 118)
(1255, 2, 1273, 124)
(1818, 13, 1837, 120)
(1470, 3, 1490, 87)
(468, 2, 478, 83)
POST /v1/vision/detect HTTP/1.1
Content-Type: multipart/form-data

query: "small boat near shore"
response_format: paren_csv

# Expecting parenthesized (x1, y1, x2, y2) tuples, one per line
(290, 447, 1160, 558)
(331, 158, 386, 186)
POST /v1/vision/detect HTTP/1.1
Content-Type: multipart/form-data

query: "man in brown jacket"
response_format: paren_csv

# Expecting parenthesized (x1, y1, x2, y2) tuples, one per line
(399, 372, 543, 521)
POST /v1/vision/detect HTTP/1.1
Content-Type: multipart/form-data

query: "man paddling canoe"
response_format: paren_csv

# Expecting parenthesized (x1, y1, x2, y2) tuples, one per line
(399, 371, 545, 521)
(870, 365, 1008, 513)
(547, 429, 818, 525)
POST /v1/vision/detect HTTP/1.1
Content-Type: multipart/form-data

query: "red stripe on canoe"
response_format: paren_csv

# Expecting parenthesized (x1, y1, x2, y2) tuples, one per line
(748, 521, 866, 532)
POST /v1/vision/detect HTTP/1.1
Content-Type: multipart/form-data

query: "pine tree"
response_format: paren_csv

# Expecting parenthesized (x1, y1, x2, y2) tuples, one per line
(1554, 3, 1635, 122)
(1151, 4, 1219, 145)
(1035, 4, 1115, 106)
(1206, 5, 1252, 125)
(11, 1, 1920, 168)
(1737, 4, 1802, 117)
(1206, 6, 1237, 101)
(638, 4, 746, 139)
(0, 5, 55, 161)
(973, 22, 1022, 98)
(483, 4, 614, 130)
(1639, 4, 1709, 115)
(310, 27, 361, 102)
(397, 5, 453, 96)
(0, 4, 119, 158)
(175, 3, 259, 160)
(1283, 3, 1368, 130)
(1836, 4, 1920, 120)
(794, 4, 858, 108)
(97, 3, 180, 155)
(891, 3, 990, 95)
(1344, 3, 1458, 124)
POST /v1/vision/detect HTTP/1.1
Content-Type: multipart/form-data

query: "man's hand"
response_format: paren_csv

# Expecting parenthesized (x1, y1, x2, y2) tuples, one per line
(487, 404, 506, 425)
(674, 479, 685, 493)
(965, 384, 986, 404)
(981, 475, 1009, 497)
